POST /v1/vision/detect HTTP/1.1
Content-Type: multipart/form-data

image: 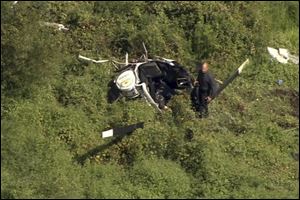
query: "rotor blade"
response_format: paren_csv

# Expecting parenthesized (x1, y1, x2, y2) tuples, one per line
(102, 122, 144, 138)
(154, 55, 174, 62)
(78, 55, 109, 63)
(112, 60, 126, 65)
(112, 60, 136, 65)
(43, 22, 69, 31)
(142, 42, 148, 61)
(212, 59, 249, 100)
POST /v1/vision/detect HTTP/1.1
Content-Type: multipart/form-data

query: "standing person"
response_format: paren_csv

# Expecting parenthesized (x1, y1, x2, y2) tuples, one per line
(194, 62, 217, 118)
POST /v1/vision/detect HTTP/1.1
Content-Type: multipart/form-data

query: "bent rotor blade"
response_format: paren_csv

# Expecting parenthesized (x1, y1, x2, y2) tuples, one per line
(43, 22, 69, 31)
(112, 60, 126, 65)
(78, 55, 109, 63)
(212, 59, 249, 100)
(112, 60, 136, 66)
(154, 55, 174, 63)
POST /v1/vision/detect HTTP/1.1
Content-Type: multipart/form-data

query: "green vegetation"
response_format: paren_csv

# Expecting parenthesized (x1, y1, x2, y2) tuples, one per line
(1, 1, 299, 199)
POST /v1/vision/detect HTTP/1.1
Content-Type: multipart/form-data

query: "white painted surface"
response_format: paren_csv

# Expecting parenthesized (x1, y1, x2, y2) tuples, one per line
(102, 129, 113, 138)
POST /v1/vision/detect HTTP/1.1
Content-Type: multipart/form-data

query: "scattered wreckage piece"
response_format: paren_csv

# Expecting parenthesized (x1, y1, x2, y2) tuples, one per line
(289, 54, 299, 65)
(277, 79, 284, 85)
(267, 47, 288, 64)
(10, 1, 18, 8)
(77, 122, 144, 163)
(267, 47, 299, 65)
(43, 22, 69, 31)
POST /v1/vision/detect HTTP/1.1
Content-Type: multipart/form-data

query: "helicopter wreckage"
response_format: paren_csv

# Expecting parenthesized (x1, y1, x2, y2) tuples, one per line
(78, 43, 249, 138)
(79, 43, 249, 112)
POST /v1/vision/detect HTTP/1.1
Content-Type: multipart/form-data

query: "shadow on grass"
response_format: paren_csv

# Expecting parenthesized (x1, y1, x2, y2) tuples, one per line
(76, 136, 124, 165)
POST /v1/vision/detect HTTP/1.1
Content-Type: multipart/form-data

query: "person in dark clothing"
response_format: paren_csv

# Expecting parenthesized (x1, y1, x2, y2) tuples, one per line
(194, 62, 217, 118)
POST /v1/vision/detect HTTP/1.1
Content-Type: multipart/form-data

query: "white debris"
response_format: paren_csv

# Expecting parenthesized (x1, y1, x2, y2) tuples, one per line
(289, 54, 299, 65)
(215, 79, 223, 84)
(278, 48, 289, 59)
(78, 55, 109, 64)
(267, 47, 299, 65)
(43, 22, 69, 31)
(11, 1, 18, 8)
(154, 55, 175, 65)
(102, 129, 113, 138)
(142, 42, 148, 61)
(267, 47, 288, 64)
(125, 52, 128, 65)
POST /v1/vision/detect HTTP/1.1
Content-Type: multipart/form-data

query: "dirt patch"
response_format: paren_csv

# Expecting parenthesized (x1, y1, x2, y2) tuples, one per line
(237, 103, 246, 113)
(276, 121, 297, 129)
(291, 152, 299, 161)
(273, 89, 299, 118)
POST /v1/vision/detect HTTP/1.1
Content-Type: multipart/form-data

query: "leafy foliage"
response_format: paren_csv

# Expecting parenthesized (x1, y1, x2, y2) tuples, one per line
(1, 1, 299, 199)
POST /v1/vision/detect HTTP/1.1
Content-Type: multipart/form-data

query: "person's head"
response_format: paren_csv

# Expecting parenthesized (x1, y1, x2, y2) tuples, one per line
(198, 62, 209, 73)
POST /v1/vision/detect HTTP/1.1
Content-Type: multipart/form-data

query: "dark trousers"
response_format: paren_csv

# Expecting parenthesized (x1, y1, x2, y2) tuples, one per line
(195, 87, 209, 118)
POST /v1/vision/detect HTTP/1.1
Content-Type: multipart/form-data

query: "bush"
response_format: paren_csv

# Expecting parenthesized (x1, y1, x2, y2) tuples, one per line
(1, 1, 298, 199)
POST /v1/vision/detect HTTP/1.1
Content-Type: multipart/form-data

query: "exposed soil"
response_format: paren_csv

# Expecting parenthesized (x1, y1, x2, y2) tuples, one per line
(273, 89, 299, 118)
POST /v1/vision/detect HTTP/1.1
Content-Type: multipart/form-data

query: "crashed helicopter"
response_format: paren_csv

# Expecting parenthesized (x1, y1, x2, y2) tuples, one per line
(79, 43, 249, 115)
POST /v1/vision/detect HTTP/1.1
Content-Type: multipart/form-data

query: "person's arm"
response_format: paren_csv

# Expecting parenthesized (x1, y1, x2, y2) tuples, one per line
(193, 73, 200, 86)
(207, 73, 218, 100)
